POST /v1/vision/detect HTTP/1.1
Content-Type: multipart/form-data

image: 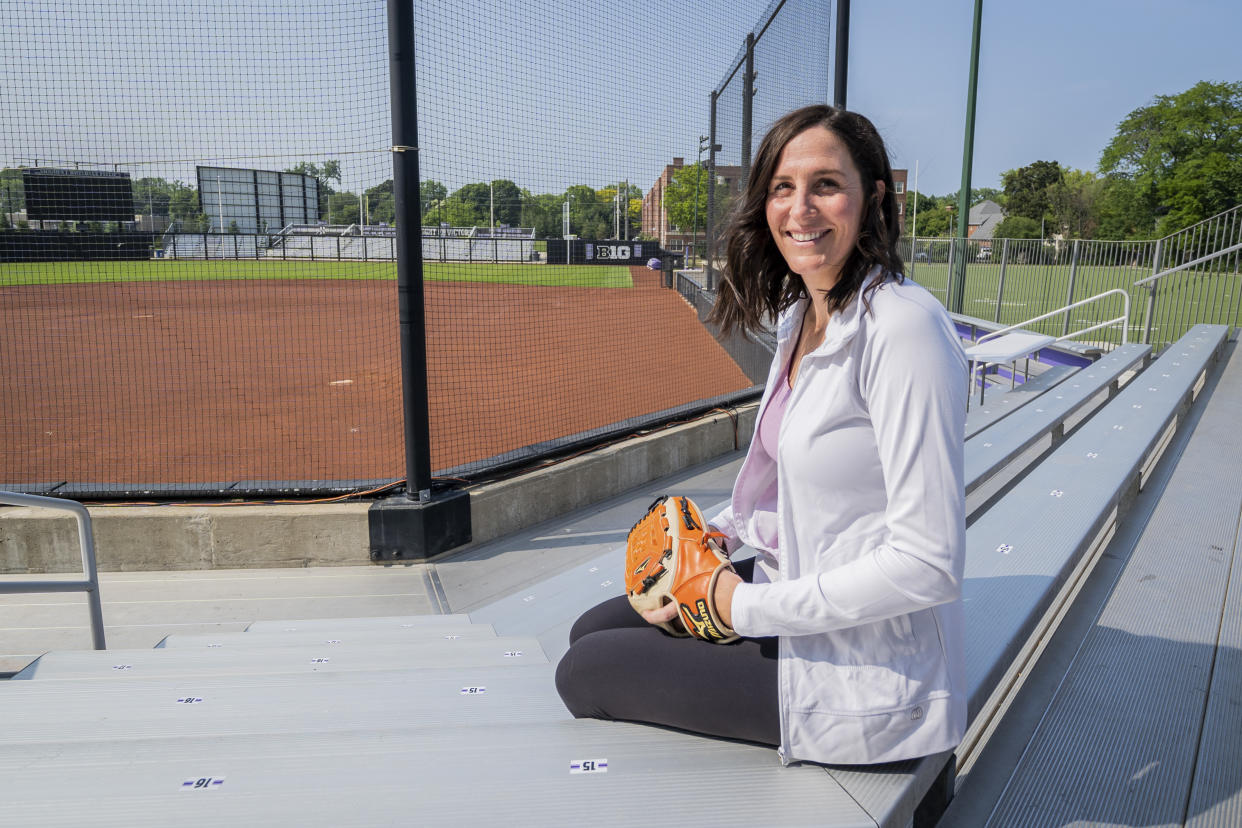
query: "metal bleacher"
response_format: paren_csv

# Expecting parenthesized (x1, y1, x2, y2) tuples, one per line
(946, 327, 1242, 826)
(0, 325, 1237, 826)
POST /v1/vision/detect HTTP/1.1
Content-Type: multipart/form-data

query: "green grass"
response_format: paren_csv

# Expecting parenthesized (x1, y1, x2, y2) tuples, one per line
(908, 261, 1241, 350)
(0, 259, 633, 289)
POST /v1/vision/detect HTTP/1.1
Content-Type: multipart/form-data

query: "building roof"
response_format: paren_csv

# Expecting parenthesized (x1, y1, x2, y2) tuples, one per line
(968, 199, 1004, 241)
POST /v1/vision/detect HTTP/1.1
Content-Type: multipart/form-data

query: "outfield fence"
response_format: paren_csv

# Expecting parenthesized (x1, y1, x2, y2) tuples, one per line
(0, 0, 823, 499)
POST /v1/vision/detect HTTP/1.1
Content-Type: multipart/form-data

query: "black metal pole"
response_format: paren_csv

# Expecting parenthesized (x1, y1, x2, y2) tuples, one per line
(741, 33, 755, 184)
(705, 90, 719, 290)
(834, 0, 850, 109)
(387, 0, 431, 501)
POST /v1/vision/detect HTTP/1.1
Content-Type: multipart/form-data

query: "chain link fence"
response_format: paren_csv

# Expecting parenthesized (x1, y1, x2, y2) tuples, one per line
(903, 204, 1242, 353)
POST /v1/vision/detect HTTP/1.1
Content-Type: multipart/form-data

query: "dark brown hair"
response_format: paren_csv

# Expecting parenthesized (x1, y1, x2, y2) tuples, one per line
(708, 105, 904, 338)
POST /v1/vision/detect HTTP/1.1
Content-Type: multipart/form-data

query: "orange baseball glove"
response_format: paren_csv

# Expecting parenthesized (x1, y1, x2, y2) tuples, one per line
(624, 495, 739, 643)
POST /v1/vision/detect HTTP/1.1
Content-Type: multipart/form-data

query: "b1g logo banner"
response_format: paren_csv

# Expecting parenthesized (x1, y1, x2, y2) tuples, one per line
(589, 244, 637, 261)
(548, 239, 673, 266)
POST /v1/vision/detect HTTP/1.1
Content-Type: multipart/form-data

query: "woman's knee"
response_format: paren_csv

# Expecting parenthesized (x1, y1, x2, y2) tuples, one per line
(555, 638, 603, 719)
(568, 595, 643, 644)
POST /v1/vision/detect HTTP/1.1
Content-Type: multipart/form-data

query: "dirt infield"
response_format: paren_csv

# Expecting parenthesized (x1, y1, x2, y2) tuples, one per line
(0, 266, 752, 488)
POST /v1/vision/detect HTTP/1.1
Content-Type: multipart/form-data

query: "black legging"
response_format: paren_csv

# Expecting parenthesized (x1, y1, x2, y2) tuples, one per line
(554, 558, 780, 746)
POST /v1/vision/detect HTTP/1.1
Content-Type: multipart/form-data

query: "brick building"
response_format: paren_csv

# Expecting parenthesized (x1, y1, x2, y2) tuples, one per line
(641, 157, 744, 255)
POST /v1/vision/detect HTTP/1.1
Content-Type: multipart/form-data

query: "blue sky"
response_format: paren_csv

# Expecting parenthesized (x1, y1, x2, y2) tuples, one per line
(2, 0, 1238, 202)
(849, 0, 1242, 196)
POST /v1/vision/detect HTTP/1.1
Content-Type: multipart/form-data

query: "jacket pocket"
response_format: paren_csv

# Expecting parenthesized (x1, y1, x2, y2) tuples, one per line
(786, 622, 950, 715)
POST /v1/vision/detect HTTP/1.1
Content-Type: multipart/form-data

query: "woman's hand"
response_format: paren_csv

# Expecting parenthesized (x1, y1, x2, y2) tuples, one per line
(640, 568, 743, 631)
(640, 602, 679, 626)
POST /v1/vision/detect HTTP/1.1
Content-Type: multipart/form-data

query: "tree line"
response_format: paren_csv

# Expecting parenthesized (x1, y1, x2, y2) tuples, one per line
(1, 161, 646, 240)
(910, 80, 1242, 242)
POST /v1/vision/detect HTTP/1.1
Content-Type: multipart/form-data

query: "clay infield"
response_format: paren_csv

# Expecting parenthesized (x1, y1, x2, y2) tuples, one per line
(0, 266, 752, 489)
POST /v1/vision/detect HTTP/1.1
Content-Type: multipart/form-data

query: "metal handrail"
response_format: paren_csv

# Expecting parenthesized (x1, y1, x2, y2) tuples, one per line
(0, 492, 107, 650)
(1132, 240, 1242, 287)
(974, 288, 1131, 347)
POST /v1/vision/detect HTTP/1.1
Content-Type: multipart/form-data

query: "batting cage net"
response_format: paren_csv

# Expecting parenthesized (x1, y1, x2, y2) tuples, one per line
(0, 0, 830, 499)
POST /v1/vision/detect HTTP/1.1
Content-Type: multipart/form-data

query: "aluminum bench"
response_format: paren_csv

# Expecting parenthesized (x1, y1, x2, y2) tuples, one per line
(951, 335, 1242, 826)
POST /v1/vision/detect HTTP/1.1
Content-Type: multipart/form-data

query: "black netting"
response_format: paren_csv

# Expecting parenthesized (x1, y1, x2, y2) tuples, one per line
(0, 0, 831, 498)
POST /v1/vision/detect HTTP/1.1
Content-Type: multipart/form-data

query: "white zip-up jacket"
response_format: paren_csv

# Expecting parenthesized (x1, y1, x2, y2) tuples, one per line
(709, 273, 968, 765)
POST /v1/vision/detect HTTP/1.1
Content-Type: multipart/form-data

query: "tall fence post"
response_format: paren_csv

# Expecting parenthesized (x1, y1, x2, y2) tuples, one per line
(369, 0, 471, 562)
(1142, 238, 1163, 346)
(994, 237, 1009, 322)
(1061, 238, 1080, 337)
(705, 90, 718, 290)
(741, 32, 754, 183)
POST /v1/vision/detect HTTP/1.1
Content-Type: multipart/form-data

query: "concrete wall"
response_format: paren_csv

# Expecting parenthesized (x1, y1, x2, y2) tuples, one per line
(1, 403, 758, 574)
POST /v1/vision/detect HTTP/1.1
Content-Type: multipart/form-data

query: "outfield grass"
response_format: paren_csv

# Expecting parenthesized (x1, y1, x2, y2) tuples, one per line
(909, 261, 1240, 349)
(0, 259, 634, 289)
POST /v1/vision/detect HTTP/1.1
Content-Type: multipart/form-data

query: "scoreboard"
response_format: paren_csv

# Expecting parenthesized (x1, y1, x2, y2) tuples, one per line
(22, 168, 135, 223)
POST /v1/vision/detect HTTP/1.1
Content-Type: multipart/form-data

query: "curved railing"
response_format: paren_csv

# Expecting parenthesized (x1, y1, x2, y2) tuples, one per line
(0, 492, 106, 650)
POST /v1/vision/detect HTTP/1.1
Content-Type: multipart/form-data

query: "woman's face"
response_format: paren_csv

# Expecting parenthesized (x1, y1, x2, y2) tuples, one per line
(764, 125, 879, 290)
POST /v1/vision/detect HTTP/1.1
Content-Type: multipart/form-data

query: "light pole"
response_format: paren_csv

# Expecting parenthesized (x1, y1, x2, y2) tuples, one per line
(562, 192, 577, 240)
(691, 136, 711, 266)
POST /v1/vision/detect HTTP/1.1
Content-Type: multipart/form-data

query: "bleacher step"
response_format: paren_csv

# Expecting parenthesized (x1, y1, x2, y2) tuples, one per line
(2, 663, 567, 742)
(964, 363, 1078, 438)
(0, 719, 872, 828)
(243, 613, 473, 632)
(14, 635, 547, 680)
(157, 621, 497, 648)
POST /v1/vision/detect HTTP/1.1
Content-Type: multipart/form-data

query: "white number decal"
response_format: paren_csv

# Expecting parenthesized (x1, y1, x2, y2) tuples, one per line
(570, 759, 608, 774)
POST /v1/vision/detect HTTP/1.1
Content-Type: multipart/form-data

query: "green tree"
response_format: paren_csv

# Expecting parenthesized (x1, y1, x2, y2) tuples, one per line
(131, 176, 178, 217)
(563, 184, 611, 238)
(663, 163, 709, 234)
(1001, 160, 1064, 223)
(940, 187, 1005, 208)
(1094, 177, 1156, 240)
(168, 184, 209, 231)
(446, 182, 490, 226)
(328, 190, 360, 225)
(420, 180, 447, 216)
(0, 168, 25, 219)
(1049, 168, 1104, 239)
(993, 215, 1043, 239)
(915, 206, 954, 237)
(522, 192, 564, 238)
(905, 191, 939, 235)
(284, 160, 342, 194)
(1098, 80, 1242, 236)
(436, 195, 482, 227)
(365, 180, 395, 225)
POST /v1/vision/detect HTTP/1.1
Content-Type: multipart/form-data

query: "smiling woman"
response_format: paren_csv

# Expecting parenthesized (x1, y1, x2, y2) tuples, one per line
(556, 105, 970, 767)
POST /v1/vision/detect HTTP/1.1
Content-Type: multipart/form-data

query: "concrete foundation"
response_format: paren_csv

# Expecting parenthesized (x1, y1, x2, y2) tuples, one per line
(1, 403, 758, 574)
